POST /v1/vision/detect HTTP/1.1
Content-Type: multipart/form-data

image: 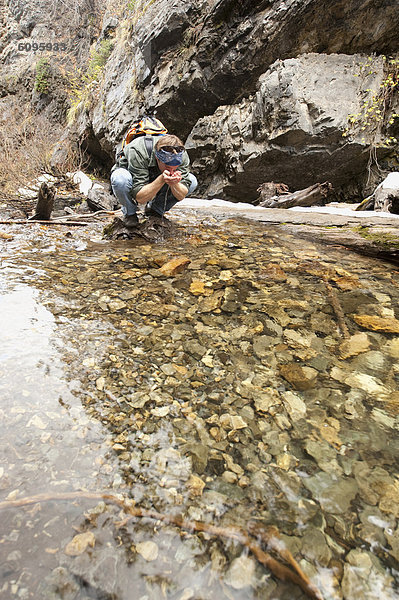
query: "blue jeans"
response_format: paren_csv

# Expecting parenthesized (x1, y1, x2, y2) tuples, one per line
(110, 168, 198, 217)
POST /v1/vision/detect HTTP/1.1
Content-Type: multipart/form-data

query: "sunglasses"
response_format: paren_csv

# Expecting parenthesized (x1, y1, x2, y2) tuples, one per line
(159, 145, 185, 154)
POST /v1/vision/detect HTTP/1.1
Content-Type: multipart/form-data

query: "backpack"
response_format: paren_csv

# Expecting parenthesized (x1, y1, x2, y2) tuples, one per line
(115, 116, 168, 162)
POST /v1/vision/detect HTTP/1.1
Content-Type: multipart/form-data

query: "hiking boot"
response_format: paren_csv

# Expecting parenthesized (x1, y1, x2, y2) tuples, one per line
(122, 214, 139, 228)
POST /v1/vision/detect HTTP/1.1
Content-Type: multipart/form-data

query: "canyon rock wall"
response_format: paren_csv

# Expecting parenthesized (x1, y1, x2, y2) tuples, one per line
(1, 0, 398, 200)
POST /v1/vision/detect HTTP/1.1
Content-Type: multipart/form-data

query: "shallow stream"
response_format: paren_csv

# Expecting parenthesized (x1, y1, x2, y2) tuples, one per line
(0, 209, 398, 600)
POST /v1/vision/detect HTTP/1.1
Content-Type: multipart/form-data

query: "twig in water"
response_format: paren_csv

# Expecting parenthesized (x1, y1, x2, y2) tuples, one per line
(0, 491, 323, 600)
(321, 273, 350, 338)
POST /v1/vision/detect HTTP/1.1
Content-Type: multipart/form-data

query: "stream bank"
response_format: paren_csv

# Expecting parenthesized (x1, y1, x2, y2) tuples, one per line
(177, 199, 399, 263)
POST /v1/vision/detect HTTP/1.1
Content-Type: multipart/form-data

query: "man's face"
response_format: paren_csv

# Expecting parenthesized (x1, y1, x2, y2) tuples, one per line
(156, 160, 179, 174)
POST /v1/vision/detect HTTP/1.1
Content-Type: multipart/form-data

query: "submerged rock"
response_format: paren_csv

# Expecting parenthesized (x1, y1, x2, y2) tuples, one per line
(303, 472, 358, 514)
(279, 363, 318, 390)
(342, 550, 396, 600)
(225, 555, 255, 589)
(339, 333, 371, 360)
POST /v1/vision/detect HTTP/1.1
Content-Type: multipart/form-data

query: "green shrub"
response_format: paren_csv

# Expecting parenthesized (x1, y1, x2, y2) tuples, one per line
(35, 58, 51, 94)
(86, 39, 115, 81)
(344, 55, 399, 148)
(66, 39, 115, 124)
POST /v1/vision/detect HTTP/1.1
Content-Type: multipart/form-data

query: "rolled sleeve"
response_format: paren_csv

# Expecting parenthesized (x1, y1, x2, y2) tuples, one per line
(178, 152, 192, 191)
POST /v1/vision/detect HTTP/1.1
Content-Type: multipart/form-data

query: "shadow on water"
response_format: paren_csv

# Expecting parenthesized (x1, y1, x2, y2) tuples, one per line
(0, 211, 398, 600)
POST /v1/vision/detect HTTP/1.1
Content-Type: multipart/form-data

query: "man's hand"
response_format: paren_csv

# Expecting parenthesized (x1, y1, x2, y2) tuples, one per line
(162, 169, 182, 186)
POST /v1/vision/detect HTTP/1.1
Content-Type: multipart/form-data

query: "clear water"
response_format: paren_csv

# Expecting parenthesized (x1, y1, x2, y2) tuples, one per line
(0, 211, 398, 600)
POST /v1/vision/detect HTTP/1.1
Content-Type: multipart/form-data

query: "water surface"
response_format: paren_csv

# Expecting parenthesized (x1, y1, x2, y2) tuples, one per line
(0, 211, 398, 600)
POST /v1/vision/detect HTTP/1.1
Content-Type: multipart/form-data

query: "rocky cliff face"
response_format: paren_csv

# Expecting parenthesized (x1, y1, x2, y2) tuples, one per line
(1, 0, 398, 201)
(0, 0, 101, 122)
(186, 54, 387, 200)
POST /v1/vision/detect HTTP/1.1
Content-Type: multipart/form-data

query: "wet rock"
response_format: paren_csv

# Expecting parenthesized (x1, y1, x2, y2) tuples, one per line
(301, 527, 332, 566)
(184, 340, 207, 359)
(382, 338, 399, 359)
(378, 479, 399, 518)
(305, 440, 342, 475)
(64, 547, 120, 597)
(175, 537, 205, 564)
(197, 291, 224, 313)
(342, 550, 396, 600)
(351, 351, 388, 377)
(253, 335, 274, 357)
(136, 300, 172, 317)
(338, 332, 371, 360)
(189, 279, 207, 295)
(303, 472, 358, 514)
(274, 414, 292, 430)
(357, 518, 387, 550)
(183, 443, 209, 474)
(201, 490, 230, 518)
(41, 567, 80, 600)
(352, 314, 399, 334)
(371, 407, 396, 429)
(158, 256, 191, 276)
(282, 390, 307, 420)
(222, 470, 238, 484)
(309, 312, 337, 336)
(135, 541, 159, 561)
(185, 474, 206, 497)
(332, 367, 390, 399)
(261, 318, 283, 338)
(385, 525, 399, 562)
(276, 453, 297, 470)
(219, 414, 248, 430)
(225, 555, 255, 589)
(108, 299, 126, 312)
(223, 453, 244, 476)
(279, 364, 318, 390)
(283, 329, 314, 349)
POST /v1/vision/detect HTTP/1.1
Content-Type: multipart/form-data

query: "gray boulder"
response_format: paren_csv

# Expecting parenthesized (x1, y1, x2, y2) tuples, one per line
(87, 183, 117, 212)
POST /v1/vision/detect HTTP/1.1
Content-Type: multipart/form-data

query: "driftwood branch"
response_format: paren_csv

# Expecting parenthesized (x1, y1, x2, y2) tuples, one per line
(0, 220, 92, 226)
(259, 182, 333, 209)
(0, 491, 323, 600)
(52, 209, 120, 221)
(0, 210, 119, 226)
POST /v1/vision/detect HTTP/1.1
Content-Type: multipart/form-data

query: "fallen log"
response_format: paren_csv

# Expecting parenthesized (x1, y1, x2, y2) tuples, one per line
(259, 182, 333, 209)
(28, 182, 56, 220)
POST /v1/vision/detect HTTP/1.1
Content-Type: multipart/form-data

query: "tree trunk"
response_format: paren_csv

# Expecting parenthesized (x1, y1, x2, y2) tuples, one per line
(29, 182, 56, 220)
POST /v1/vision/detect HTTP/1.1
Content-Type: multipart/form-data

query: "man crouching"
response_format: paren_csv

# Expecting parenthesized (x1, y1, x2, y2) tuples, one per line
(111, 134, 198, 228)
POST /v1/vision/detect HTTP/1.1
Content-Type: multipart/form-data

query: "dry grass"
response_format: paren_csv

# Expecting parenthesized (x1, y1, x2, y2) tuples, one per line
(0, 104, 84, 200)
